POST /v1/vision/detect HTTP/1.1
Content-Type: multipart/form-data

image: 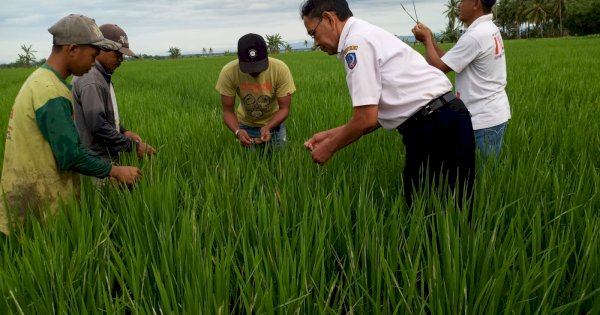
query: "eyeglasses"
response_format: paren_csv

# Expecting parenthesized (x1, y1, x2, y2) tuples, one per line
(308, 18, 323, 39)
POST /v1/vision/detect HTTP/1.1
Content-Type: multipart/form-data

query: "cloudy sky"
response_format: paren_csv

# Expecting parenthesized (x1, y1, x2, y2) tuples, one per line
(0, 0, 449, 64)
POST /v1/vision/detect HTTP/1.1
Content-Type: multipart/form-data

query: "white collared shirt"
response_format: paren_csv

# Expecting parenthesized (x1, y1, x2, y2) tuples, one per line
(338, 17, 452, 130)
(441, 14, 511, 130)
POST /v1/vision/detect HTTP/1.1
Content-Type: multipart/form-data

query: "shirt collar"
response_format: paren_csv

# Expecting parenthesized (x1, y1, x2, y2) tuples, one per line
(41, 63, 71, 89)
(94, 60, 112, 83)
(468, 14, 493, 30)
(337, 16, 357, 56)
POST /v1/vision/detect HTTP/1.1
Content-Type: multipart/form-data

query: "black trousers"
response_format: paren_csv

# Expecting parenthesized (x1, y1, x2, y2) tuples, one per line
(397, 97, 475, 208)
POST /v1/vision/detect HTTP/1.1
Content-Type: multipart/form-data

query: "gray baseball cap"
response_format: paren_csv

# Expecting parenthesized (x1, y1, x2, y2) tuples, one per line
(48, 14, 121, 51)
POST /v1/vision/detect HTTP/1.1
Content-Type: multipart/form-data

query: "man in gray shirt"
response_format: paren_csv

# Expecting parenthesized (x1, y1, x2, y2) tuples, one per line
(73, 24, 155, 162)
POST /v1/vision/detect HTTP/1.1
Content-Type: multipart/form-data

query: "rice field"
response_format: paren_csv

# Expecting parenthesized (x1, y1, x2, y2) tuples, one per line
(0, 36, 599, 314)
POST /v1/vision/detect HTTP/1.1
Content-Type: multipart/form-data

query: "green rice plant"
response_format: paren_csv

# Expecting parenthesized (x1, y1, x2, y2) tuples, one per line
(0, 37, 599, 314)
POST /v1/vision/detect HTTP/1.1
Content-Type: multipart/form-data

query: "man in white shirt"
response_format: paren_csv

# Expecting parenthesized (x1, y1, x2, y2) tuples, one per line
(300, 0, 476, 207)
(412, 0, 510, 160)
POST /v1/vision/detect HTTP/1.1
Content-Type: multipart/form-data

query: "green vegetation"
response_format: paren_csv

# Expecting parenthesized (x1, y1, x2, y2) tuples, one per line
(0, 37, 599, 314)
(494, 0, 600, 37)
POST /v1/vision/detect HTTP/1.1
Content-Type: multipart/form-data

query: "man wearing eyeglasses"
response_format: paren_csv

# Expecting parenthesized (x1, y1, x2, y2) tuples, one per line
(0, 14, 142, 235)
(300, 0, 476, 207)
(73, 24, 156, 164)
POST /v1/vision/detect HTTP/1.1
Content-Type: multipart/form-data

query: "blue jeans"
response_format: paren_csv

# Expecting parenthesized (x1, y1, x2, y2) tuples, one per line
(474, 122, 507, 160)
(239, 123, 286, 149)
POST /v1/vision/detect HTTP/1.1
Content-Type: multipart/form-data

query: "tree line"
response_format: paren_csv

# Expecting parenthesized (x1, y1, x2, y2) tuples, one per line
(440, 0, 600, 42)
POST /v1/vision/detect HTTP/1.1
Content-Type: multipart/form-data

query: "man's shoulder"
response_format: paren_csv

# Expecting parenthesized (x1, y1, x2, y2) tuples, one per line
(23, 67, 69, 102)
(221, 59, 240, 72)
(468, 20, 501, 38)
(73, 67, 104, 87)
(346, 19, 396, 49)
(267, 57, 289, 69)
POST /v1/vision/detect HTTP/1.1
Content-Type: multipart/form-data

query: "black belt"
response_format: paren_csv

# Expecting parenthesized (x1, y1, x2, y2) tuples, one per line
(413, 91, 456, 119)
(397, 92, 457, 133)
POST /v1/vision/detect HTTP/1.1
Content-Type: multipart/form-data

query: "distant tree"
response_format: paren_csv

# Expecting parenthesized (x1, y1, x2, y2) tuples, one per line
(304, 40, 308, 48)
(524, 0, 549, 37)
(168, 46, 181, 59)
(443, 0, 460, 42)
(285, 43, 293, 53)
(552, 0, 566, 35)
(265, 34, 287, 54)
(209, 48, 213, 55)
(16, 44, 37, 68)
(202, 48, 206, 55)
(564, 0, 600, 35)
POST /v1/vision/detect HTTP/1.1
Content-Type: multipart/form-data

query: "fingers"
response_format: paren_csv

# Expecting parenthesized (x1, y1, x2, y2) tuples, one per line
(260, 133, 271, 143)
(110, 166, 142, 186)
(304, 140, 315, 151)
(237, 131, 253, 146)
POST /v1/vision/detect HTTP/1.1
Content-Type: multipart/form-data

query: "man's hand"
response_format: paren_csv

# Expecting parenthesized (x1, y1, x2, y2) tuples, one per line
(412, 22, 433, 43)
(123, 131, 142, 143)
(304, 130, 332, 151)
(260, 126, 272, 143)
(310, 140, 335, 165)
(136, 142, 156, 158)
(109, 165, 142, 186)
(235, 129, 253, 147)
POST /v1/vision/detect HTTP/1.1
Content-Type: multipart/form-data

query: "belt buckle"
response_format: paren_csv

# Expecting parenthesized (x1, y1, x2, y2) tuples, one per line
(422, 104, 434, 116)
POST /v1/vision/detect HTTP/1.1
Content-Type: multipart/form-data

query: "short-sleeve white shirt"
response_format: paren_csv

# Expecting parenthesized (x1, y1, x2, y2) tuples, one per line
(338, 17, 453, 130)
(441, 14, 511, 130)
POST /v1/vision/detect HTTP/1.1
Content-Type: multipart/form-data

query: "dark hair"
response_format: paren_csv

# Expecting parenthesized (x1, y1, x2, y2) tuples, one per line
(481, 0, 494, 14)
(300, 0, 353, 20)
(482, 4, 493, 14)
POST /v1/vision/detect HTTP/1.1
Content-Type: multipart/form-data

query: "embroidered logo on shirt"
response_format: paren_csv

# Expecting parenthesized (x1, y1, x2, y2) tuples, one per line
(343, 45, 358, 55)
(345, 52, 357, 70)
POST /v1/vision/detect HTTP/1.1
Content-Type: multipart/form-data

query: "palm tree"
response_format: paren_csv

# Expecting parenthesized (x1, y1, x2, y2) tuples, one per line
(524, 0, 549, 37)
(444, 0, 459, 23)
(304, 40, 308, 48)
(285, 43, 293, 53)
(265, 34, 286, 54)
(168, 46, 181, 59)
(209, 48, 213, 55)
(552, 0, 566, 35)
(443, 0, 460, 41)
(202, 48, 206, 56)
(17, 44, 37, 67)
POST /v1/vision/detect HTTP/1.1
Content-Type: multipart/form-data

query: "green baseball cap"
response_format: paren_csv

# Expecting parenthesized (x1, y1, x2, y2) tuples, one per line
(48, 14, 121, 51)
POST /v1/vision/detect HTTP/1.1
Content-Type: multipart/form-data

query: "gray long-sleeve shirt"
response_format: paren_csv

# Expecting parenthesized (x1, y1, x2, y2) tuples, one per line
(72, 61, 133, 161)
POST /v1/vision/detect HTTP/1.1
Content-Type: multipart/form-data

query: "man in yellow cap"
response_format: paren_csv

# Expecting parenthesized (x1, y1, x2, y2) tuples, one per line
(0, 14, 142, 235)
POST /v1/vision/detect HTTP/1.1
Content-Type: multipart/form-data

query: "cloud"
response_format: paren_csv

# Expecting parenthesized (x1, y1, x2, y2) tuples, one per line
(0, 0, 448, 63)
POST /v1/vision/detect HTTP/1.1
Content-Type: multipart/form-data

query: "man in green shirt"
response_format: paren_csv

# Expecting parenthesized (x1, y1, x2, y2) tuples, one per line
(0, 14, 142, 235)
(216, 33, 296, 148)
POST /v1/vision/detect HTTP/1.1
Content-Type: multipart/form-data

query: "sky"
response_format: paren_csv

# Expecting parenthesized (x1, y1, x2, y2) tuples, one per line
(0, 0, 449, 64)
